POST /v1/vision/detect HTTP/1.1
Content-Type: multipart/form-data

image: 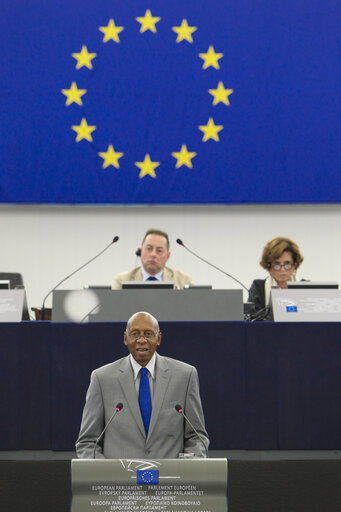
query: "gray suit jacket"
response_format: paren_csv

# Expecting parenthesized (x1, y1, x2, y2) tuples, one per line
(76, 353, 209, 459)
(112, 266, 193, 290)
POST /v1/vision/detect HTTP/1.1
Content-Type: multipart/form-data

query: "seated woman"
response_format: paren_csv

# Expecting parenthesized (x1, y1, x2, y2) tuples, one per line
(248, 236, 304, 311)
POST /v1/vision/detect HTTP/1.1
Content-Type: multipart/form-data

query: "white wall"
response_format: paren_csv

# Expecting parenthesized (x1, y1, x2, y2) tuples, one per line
(2, 204, 341, 315)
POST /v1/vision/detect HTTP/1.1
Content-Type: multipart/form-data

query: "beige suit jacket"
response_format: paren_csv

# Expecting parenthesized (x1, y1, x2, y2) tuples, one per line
(75, 353, 209, 459)
(112, 266, 193, 289)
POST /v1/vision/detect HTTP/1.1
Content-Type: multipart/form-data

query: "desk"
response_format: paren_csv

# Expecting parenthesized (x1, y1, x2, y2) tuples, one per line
(51, 289, 243, 321)
(1, 322, 341, 450)
(2, 459, 341, 512)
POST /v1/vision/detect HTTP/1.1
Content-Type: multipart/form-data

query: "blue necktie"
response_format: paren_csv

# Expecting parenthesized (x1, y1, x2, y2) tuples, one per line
(139, 367, 151, 435)
(147, 276, 158, 281)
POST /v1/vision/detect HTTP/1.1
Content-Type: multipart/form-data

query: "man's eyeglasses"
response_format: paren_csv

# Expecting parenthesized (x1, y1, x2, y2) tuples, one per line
(127, 331, 158, 340)
(271, 262, 294, 271)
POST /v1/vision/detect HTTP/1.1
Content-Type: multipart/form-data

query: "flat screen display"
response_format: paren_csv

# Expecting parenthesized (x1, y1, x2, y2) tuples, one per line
(287, 281, 338, 289)
(122, 281, 174, 289)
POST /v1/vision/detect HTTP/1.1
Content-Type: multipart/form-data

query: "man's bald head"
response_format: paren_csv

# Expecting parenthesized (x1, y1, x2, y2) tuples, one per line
(126, 311, 159, 332)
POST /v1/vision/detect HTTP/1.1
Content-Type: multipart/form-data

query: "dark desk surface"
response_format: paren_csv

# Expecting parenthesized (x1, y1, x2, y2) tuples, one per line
(1, 321, 341, 451)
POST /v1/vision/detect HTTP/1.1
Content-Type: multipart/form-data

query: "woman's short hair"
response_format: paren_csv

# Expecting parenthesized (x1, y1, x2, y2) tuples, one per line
(260, 236, 304, 269)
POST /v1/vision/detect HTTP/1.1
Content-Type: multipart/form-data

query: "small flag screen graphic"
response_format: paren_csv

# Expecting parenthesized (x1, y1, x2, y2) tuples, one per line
(137, 470, 159, 485)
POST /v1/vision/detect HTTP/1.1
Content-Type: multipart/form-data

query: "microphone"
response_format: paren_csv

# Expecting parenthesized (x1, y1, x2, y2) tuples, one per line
(93, 402, 123, 459)
(41, 236, 119, 320)
(135, 248, 141, 257)
(251, 306, 272, 322)
(176, 238, 249, 293)
(175, 404, 208, 457)
(79, 302, 102, 323)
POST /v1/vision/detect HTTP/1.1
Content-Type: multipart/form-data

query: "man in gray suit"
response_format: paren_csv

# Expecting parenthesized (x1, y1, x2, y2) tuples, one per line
(76, 311, 209, 459)
(112, 229, 193, 289)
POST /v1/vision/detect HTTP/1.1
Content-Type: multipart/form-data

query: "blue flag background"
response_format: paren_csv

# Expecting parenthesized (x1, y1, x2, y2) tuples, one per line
(1, 0, 340, 204)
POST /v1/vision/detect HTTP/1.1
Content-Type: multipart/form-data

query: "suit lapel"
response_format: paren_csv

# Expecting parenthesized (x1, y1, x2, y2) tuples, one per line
(118, 357, 145, 437)
(163, 267, 174, 282)
(147, 354, 170, 440)
(132, 267, 143, 280)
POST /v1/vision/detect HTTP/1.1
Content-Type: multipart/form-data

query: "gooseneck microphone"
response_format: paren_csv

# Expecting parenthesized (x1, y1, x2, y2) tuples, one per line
(93, 402, 123, 459)
(176, 238, 249, 293)
(41, 236, 119, 320)
(175, 404, 208, 457)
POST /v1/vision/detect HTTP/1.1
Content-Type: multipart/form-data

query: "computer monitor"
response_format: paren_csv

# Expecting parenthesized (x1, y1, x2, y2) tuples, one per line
(184, 285, 212, 290)
(84, 285, 112, 290)
(287, 281, 338, 290)
(0, 273, 30, 320)
(122, 281, 174, 289)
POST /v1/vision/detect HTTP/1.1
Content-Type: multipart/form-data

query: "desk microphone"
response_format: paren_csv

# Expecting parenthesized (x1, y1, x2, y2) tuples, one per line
(175, 404, 208, 457)
(176, 238, 249, 293)
(251, 306, 272, 322)
(41, 236, 119, 320)
(93, 402, 123, 459)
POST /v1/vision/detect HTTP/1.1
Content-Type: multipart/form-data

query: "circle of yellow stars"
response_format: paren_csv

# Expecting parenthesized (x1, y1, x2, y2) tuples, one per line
(61, 10, 234, 179)
(141, 471, 156, 483)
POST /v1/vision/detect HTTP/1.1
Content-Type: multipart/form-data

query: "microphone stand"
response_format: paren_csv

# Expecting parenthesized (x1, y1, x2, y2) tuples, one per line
(41, 236, 119, 320)
(176, 239, 249, 293)
(175, 405, 208, 458)
(250, 306, 271, 322)
(93, 403, 123, 459)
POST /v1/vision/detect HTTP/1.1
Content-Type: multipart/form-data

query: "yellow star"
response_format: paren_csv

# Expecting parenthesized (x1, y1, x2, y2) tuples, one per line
(98, 145, 124, 169)
(136, 10, 161, 34)
(61, 82, 87, 106)
(171, 145, 197, 169)
(198, 118, 224, 142)
(199, 45, 224, 70)
(72, 45, 97, 70)
(99, 19, 124, 43)
(135, 154, 160, 178)
(71, 118, 96, 143)
(208, 81, 234, 106)
(172, 19, 197, 43)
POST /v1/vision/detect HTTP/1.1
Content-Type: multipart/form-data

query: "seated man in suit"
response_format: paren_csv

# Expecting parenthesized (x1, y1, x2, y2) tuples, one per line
(112, 229, 193, 289)
(76, 311, 209, 459)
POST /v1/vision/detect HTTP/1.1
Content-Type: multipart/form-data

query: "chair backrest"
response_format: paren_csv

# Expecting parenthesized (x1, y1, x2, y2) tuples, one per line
(0, 273, 30, 320)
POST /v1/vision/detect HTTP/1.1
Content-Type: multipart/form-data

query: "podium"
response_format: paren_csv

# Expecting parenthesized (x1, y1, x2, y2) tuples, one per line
(71, 458, 228, 512)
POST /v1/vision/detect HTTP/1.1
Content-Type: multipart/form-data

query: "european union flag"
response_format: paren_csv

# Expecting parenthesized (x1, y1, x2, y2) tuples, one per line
(286, 306, 298, 312)
(1, 1, 340, 203)
(137, 469, 159, 485)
